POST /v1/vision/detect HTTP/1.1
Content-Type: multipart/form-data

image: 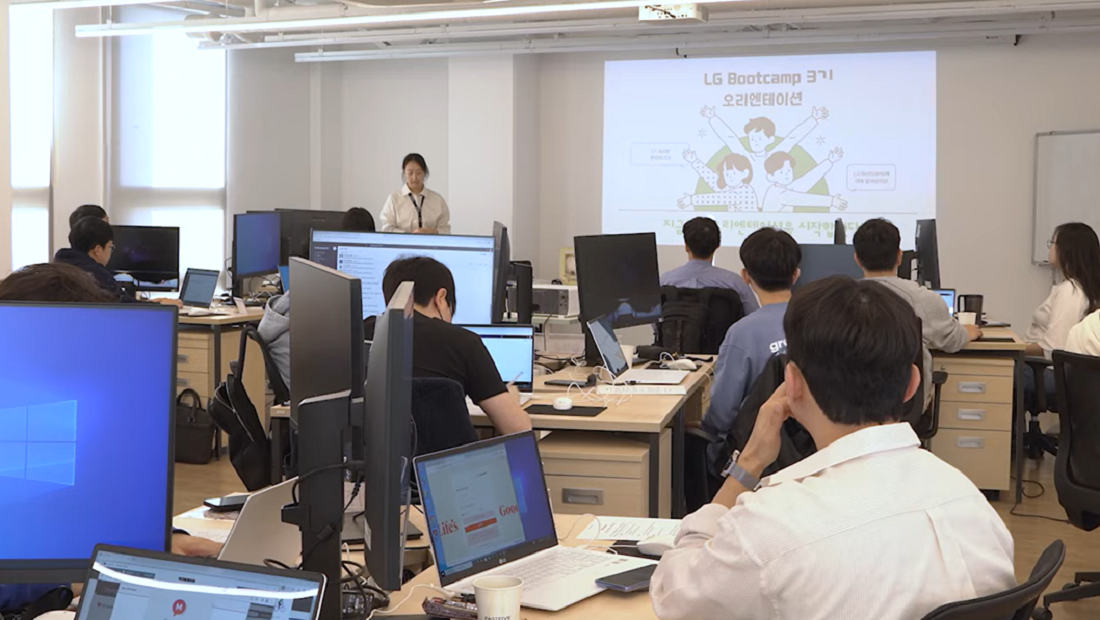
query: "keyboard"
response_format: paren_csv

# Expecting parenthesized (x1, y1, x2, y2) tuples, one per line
(597, 385, 687, 396)
(487, 547, 613, 590)
(617, 369, 690, 385)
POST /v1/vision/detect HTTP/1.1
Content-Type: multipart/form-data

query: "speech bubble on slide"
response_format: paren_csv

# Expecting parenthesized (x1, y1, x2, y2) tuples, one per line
(631, 143, 690, 166)
(847, 165, 897, 191)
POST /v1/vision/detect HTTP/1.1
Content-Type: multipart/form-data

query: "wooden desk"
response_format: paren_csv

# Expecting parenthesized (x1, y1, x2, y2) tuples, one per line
(931, 327, 1027, 503)
(384, 514, 656, 620)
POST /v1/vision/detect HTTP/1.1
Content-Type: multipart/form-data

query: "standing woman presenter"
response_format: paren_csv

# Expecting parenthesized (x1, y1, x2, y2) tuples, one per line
(380, 153, 451, 234)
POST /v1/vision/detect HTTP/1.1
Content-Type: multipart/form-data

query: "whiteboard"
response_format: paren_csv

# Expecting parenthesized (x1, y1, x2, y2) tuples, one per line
(1033, 130, 1100, 264)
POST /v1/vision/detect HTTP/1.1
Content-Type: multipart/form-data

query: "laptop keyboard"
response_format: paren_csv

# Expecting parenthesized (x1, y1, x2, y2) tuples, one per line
(499, 548, 613, 590)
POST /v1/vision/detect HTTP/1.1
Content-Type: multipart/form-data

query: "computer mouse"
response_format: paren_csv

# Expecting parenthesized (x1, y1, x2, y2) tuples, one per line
(637, 535, 677, 558)
(553, 397, 574, 411)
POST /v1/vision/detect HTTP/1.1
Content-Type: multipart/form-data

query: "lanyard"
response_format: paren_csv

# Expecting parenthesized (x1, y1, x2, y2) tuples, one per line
(409, 193, 425, 228)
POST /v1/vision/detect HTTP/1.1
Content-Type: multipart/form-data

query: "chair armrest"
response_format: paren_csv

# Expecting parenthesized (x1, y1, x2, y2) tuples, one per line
(931, 370, 948, 386)
(1025, 356, 1052, 369)
(686, 426, 720, 445)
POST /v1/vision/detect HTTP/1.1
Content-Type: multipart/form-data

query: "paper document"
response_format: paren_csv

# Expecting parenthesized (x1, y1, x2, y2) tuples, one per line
(187, 529, 230, 543)
(577, 517, 682, 541)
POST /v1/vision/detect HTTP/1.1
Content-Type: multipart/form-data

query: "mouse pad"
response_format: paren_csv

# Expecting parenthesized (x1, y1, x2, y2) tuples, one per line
(526, 404, 606, 417)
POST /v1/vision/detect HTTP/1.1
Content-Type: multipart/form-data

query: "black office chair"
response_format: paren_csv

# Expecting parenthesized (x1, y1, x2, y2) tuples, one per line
(410, 377, 478, 457)
(920, 540, 1065, 620)
(1024, 356, 1059, 460)
(914, 369, 949, 447)
(658, 286, 745, 355)
(1032, 350, 1100, 618)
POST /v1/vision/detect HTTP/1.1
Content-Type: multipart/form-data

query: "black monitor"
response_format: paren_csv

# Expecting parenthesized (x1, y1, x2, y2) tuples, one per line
(289, 257, 365, 419)
(233, 212, 281, 280)
(363, 281, 414, 593)
(0, 303, 176, 584)
(280, 210, 346, 264)
(107, 225, 180, 292)
(574, 232, 662, 329)
(492, 221, 511, 324)
(915, 219, 941, 290)
(794, 244, 864, 289)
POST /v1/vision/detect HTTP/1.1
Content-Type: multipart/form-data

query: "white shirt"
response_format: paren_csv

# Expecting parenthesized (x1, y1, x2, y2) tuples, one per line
(650, 423, 1016, 620)
(1026, 279, 1090, 360)
(380, 184, 451, 234)
(1066, 309, 1100, 356)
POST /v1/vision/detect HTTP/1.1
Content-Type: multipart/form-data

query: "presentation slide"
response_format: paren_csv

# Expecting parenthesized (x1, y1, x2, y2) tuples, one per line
(603, 51, 936, 246)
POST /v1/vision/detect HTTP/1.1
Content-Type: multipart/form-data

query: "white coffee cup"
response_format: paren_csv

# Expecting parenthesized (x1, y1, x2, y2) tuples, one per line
(621, 344, 636, 365)
(957, 312, 978, 326)
(473, 575, 523, 620)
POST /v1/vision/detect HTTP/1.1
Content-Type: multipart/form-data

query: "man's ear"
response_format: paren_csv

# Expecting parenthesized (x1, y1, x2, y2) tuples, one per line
(434, 288, 448, 309)
(740, 268, 752, 286)
(785, 362, 803, 402)
(790, 267, 801, 287)
(853, 253, 864, 270)
(902, 364, 921, 404)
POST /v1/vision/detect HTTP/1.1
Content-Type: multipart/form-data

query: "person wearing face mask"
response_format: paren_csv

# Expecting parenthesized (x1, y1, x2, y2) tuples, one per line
(380, 153, 451, 234)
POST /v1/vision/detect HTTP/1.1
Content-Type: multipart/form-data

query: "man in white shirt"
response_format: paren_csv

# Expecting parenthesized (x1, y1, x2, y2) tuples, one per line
(650, 275, 1016, 620)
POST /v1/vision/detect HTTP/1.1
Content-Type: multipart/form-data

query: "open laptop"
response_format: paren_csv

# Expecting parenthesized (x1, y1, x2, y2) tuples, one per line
(75, 544, 326, 620)
(179, 268, 232, 316)
(935, 289, 956, 316)
(587, 315, 690, 385)
(463, 324, 535, 405)
(415, 431, 655, 611)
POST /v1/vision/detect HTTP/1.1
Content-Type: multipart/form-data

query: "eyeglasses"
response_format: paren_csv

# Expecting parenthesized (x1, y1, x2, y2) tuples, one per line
(1046, 239, 1056, 249)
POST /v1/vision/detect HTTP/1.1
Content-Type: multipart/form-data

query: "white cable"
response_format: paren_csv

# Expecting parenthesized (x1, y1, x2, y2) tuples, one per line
(366, 583, 446, 619)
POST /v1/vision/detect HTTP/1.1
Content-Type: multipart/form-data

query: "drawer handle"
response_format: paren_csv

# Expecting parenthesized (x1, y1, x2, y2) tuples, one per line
(178, 354, 189, 363)
(958, 382, 987, 394)
(562, 488, 604, 506)
(957, 409, 986, 421)
(956, 437, 985, 449)
(178, 378, 190, 387)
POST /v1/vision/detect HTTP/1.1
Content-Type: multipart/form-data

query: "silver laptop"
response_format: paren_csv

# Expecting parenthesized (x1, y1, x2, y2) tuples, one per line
(414, 431, 655, 612)
(587, 315, 690, 385)
(217, 478, 301, 568)
(463, 324, 536, 405)
(76, 544, 326, 620)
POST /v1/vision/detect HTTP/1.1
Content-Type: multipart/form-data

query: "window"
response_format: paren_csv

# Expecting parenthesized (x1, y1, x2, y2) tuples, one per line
(0, 401, 77, 486)
(9, 5, 54, 269)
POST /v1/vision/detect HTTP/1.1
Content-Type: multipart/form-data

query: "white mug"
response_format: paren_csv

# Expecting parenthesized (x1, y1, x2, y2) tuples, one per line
(473, 575, 523, 620)
(957, 312, 978, 326)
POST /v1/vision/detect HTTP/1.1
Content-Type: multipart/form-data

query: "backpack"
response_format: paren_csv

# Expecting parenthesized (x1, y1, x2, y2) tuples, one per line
(658, 286, 746, 355)
(208, 327, 272, 491)
(175, 388, 216, 465)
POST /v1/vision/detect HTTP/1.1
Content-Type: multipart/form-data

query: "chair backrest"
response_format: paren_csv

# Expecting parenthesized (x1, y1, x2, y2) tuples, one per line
(243, 324, 291, 406)
(658, 286, 745, 355)
(410, 377, 478, 457)
(1053, 350, 1100, 531)
(920, 540, 1065, 620)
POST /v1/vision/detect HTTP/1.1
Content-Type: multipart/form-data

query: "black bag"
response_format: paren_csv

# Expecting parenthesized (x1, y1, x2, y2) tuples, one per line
(175, 388, 216, 465)
(208, 328, 272, 491)
(658, 286, 746, 355)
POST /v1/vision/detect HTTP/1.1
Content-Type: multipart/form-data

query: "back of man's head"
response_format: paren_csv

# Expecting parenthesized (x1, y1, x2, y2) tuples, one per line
(853, 218, 902, 273)
(69, 217, 114, 254)
(382, 256, 456, 314)
(342, 207, 376, 233)
(740, 227, 801, 292)
(683, 217, 721, 259)
(785, 276, 921, 425)
(0, 263, 114, 303)
(69, 204, 108, 229)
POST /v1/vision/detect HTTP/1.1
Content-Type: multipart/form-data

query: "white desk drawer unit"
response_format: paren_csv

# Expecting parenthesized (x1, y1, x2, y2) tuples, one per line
(931, 356, 1014, 491)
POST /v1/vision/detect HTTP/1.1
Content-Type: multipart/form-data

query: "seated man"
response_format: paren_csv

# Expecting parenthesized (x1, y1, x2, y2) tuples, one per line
(67, 203, 108, 229)
(661, 216, 759, 316)
(365, 256, 532, 435)
(651, 276, 1015, 620)
(342, 207, 376, 232)
(702, 227, 799, 455)
(853, 218, 980, 408)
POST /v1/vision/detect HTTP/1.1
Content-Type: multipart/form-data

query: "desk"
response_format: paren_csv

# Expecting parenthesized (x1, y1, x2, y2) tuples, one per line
(384, 513, 656, 620)
(930, 327, 1027, 503)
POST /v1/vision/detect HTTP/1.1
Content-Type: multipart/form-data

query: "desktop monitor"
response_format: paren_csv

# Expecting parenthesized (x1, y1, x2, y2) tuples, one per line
(280, 210, 346, 264)
(363, 281, 414, 593)
(233, 212, 281, 280)
(0, 303, 176, 584)
(916, 219, 941, 290)
(107, 225, 180, 292)
(309, 230, 495, 325)
(794, 244, 864, 289)
(573, 232, 662, 329)
(491, 222, 511, 324)
(289, 258, 365, 419)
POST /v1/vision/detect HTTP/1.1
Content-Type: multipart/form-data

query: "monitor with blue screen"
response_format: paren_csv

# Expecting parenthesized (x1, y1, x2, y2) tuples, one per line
(0, 303, 176, 584)
(414, 432, 555, 587)
(462, 325, 534, 391)
(234, 212, 281, 279)
(935, 289, 956, 315)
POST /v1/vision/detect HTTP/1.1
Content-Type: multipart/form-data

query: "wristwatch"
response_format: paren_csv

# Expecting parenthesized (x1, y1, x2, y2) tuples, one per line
(721, 450, 761, 491)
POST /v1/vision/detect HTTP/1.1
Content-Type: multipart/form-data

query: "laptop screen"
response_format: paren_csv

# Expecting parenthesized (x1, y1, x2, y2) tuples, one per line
(415, 432, 556, 586)
(935, 289, 956, 315)
(586, 315, 629, 377)
(180, 269, 220, 307)
(77, 546, 324, 620)
(462, 325, 535, 391)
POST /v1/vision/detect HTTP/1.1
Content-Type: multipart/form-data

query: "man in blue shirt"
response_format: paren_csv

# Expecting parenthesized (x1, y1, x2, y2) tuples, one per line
(661, 217, 759, 316)
(702, 227, 800, 457)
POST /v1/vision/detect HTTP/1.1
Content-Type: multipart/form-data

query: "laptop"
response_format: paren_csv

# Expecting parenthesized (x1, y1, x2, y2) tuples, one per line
(75, 544, 326, 620)
(935, 289, 956, 316)
(415, 432, 655, 611)
(586, 315, 690, 385)
(463, 324, 535, 405)
(180, 268, 221, 308)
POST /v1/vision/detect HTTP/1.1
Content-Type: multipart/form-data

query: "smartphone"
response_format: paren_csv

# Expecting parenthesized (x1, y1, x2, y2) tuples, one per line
(203, 494, 248, 512)
(595, 564, 658, 593)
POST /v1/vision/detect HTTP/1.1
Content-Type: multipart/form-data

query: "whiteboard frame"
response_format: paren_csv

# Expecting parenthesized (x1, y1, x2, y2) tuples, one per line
(1033, 128, 1100, 265)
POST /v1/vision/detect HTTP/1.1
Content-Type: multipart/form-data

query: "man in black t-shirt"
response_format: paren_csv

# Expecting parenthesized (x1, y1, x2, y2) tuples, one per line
(366, 256, 532, 435)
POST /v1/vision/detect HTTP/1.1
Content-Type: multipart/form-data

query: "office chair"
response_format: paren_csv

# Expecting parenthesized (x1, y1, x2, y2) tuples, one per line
(914, 369, 949, 447)
(658, 286, 745, 355)
(410, 377, 478, 457)
(1024, 357, 1059, 460)
(242, 324, 291, 406)
(1032, 350, 1100, 618)
(920, 540, 1064, 620)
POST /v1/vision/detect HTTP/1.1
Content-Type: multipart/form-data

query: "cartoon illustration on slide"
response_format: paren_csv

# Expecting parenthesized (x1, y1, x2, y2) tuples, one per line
(761, 149, 848, 212)
(678, 150, 758, 212)
(702, 105, 828, 164)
